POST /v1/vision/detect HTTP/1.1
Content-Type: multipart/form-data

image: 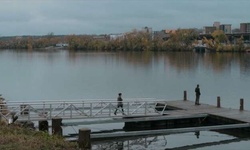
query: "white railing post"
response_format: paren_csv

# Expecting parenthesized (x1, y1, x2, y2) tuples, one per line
(63, 102, 65, 116)
(101, 101, 103, 115)
(43, 102, 45, 115)
(28, 105, 30, 121)
(70, 104, 72, 118)
(109, 102, 111, 116)
(145, 102, 147, 115)
(82, 101, 84, 114)
(127, 102, 129, 115)
(50, 104, 52, 119)
(90, 103, 92, 117)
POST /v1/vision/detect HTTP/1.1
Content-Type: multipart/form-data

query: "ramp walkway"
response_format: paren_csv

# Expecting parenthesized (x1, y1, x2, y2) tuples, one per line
(0, 98, 167, 122)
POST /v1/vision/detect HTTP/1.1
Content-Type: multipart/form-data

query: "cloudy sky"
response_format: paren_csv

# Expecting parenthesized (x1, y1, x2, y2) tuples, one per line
(0, 0, 249, 36)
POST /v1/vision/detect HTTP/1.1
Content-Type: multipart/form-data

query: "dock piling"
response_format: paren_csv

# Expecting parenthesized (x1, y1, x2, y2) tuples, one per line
(240, 98, 244, 111)
(184, 91, 187, 101)
(39, 120, 48, 132)
(78, 128, 91, 149)
(217, 96, 221, 108)
(52, 117, 62, 136)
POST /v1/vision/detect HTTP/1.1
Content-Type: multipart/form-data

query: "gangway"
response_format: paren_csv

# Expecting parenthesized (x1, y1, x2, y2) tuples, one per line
(0, 98, 168, 122)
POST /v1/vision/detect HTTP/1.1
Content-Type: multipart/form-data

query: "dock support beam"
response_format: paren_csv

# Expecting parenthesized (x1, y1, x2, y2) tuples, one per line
(79, 128, 91, 149)
(39, 120, 48, 132)
(240, 98, 244, 111)
(52, 117, 62, 136)
(20, 105, 29, 115)
(217, 96, 221, 108)
(184, 91, 187, 101)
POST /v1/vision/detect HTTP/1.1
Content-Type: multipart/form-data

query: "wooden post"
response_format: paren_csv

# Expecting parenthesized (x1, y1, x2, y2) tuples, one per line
(78, 128, 91, 149)
(52, 117, 62, 136)
(39, 120, 48, 132)
(217, 96, 221, 108)
(184, 91, 187, 101)
(240, 98, 244, 111)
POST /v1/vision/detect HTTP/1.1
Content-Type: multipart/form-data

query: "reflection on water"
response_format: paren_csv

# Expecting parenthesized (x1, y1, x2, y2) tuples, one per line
(1, 50, 250, 71)
(92, 131, 250, 150)
(66, 51, 250, 74)
(0, 50, 250, 109)
(2, 50, 250, 76)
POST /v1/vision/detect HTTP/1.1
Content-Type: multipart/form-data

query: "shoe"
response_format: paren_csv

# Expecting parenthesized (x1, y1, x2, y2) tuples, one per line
(114, 112, 116, 115)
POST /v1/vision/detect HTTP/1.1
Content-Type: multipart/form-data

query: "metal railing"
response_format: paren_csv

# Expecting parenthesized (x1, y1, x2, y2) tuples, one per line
(0, 98, 168, 122)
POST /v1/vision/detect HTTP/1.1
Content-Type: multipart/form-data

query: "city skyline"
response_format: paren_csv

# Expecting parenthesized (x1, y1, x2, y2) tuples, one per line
(0, 0, 250, 36)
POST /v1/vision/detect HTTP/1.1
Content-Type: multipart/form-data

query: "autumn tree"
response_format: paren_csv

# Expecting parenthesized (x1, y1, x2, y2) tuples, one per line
(212, 30, 229, 51)
(234, 35, 245, 51)
(163, 29, 198, 51)
(66, 35, 80, 50)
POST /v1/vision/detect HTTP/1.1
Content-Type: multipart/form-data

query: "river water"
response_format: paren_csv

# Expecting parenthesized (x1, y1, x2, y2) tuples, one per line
(1, 50, 250, 149)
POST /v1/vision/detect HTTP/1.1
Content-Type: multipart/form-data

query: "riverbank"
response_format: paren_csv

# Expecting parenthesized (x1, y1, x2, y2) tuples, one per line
(1, 29, 249, 52)
(0, 121, 77, 150)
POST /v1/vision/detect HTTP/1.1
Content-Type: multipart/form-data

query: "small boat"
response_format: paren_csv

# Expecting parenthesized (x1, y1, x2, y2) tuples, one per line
(194, 44, 206, 53)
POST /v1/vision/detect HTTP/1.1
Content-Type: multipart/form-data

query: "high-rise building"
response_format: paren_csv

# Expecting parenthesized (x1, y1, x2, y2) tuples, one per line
(213, 22, 220, 30)
(203, 26, 216, 34)
(219, 24, 232, 34)
(240, 23, 250, 33)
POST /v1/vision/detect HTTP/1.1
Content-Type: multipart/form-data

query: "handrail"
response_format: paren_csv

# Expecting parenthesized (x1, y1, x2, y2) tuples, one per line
(0, 99, 168, 122)
(5, 98, 159, 104)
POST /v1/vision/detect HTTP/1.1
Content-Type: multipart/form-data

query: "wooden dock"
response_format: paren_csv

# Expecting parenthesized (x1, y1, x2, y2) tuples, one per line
(63, 98, 250, 126)
(66, 98, 250, 148)
(163, 99, 250, 123)
(167, 100, 250, 123)
(95, 99, 250, 137)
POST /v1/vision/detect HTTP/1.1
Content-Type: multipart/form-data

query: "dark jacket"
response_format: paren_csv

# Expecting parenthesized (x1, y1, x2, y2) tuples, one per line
(195, 87, 201, 96)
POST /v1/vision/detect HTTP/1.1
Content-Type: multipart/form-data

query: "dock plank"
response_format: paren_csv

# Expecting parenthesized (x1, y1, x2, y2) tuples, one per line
(166, 100, 250, 123)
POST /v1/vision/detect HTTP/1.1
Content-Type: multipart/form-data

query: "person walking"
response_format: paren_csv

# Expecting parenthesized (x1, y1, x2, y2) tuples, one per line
(114, 93, 124, 115)
(195, 84, 201, 105)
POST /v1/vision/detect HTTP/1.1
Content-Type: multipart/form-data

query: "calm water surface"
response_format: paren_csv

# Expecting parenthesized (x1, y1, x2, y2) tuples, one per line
(1, 50, 250, 149)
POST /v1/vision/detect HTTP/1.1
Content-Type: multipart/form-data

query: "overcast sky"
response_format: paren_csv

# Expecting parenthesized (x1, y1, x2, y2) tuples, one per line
(0, 0, 249, 36)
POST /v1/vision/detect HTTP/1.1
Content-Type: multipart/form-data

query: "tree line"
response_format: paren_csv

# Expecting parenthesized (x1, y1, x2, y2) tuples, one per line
(0, 29, 248, 52)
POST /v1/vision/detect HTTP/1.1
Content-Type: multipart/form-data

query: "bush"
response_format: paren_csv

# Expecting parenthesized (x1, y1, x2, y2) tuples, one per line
(0, 121, 77, 150)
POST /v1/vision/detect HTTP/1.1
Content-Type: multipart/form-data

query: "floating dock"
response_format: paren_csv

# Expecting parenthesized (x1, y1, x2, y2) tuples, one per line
(75, 99, 250, 140)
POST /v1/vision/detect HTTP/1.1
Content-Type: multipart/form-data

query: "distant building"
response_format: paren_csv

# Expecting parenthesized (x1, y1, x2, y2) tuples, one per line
(56, 43, 69, 47)
(203, 26, 216, 34)
(165, 29, 176, 34)
(153, 30, 168, 40)
(232, 28, 240, 34)
(93, 35, 109, 41)
(109, 33, 124, 40)
(141, 27, 153, 34)
(240, 23, 250, 33)
(219, 24, 232, 34)
(213, 21, 220, 30)
(153, 29, 178, 40)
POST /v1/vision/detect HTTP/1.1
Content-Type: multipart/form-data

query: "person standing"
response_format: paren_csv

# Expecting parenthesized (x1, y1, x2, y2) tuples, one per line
(195, 84, 201, 105)
(114, 93, 124, 115)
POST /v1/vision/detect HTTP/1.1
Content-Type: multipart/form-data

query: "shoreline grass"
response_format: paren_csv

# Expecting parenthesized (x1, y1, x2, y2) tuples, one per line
(0, 121, 77, 150)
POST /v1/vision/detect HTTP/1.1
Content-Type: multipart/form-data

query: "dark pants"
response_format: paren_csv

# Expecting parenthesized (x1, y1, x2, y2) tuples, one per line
(114, 103, 124, 114)
(195, 95, 200, 105)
